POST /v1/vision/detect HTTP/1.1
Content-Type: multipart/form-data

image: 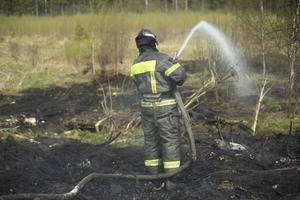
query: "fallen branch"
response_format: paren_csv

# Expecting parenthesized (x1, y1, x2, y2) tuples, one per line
(124, 115, 141, 132)
(203, 167, 298, 181)
(203, 118, 253, 135)
(94, 117, 109, 133)
(184, 69, 216, 109)
(184, 66, 236, 109)
(239, 167, 298, 174)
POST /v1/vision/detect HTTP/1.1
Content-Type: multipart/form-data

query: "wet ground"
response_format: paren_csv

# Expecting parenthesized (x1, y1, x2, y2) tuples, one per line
(0, 73, 300, 199)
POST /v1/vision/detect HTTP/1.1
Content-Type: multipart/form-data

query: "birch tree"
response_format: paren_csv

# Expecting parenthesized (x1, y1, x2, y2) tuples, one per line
(251, 0, 272, 135)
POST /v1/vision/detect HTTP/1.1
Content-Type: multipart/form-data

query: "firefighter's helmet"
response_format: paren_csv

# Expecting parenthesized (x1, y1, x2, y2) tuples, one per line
(135, 28, 158, 48)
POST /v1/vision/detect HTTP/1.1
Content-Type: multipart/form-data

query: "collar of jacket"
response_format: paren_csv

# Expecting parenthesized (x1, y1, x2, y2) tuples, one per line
(138, 45, 158, 55)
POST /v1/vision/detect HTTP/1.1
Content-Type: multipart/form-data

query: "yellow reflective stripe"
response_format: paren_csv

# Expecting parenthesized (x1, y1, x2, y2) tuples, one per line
(145, 159, 160, 167)
(150, 71, 157, 93)
(163, 161, 180, 169)
(141, 99, 176, 107)
(130, 60, 156, 76)
(165, 63, 181, 76)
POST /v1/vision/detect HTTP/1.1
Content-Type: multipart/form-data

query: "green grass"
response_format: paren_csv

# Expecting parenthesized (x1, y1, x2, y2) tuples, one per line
(76, 130, 109, 144)
(114, 127, 144, 147)
(257, 113, 300, 135)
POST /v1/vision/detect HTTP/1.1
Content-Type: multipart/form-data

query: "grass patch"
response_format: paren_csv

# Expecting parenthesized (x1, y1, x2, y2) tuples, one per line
(257, 113, 300, 135)
(0, 128, 109, 144)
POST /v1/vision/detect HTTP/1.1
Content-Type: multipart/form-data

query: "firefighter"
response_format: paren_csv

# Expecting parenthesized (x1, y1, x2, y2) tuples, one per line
(130, 28, 186, 185)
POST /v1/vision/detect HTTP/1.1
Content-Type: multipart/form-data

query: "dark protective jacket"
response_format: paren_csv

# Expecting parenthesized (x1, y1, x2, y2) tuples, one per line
(130, 47, 186, 96)
(131, 46, 186, 174)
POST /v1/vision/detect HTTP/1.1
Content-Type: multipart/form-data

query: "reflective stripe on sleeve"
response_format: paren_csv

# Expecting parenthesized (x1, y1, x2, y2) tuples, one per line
(141, 99, 176, 107)
(145, 159, 160, 167)
(165, 63, 181, 76)
(163, 161, 180, 169)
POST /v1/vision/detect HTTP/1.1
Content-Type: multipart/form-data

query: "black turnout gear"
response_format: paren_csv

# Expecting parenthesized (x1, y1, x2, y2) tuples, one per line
(131, 29, 186, 174)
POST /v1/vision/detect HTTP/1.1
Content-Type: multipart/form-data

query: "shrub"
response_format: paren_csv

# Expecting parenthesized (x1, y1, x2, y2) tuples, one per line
(65, 24, 91, 66)
(95, 15, 130, 75)
(8, 40, 21, 62)
(27, 43, 39, 67)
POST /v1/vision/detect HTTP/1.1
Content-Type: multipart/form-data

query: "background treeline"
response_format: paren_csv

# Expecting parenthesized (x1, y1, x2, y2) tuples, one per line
(0, 0, 286, 15)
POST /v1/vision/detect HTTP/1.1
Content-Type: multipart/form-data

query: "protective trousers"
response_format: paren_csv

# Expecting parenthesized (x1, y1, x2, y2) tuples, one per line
(141, 102, 181, 174)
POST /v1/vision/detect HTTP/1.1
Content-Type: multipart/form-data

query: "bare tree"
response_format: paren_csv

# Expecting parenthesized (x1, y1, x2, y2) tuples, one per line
(251, 0, 272, 135)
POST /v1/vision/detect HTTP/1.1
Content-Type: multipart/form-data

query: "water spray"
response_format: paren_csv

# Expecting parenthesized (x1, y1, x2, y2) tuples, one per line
(175, 21, 253, 95)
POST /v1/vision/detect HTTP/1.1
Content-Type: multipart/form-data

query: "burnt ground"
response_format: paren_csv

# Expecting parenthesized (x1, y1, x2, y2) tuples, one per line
(0, 73, 300, 199)
(0, 132, 299, 199)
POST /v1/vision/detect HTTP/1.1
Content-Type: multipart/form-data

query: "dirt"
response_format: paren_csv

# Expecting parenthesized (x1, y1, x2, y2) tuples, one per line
(0, 73, 300, 199)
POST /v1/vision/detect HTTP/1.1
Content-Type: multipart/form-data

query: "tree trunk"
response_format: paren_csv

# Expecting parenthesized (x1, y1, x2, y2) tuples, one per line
(92, 33, 95, 76)
(60, 4, 64, 15)
(201, 0, 205, 10)
(288, 0, 300, 134)
(49, 0, 52, 15)
(164, 0, 168, 11)
(251, 0, 270, 135)
(35, 0, 39, 16)
(185, 0, 188, 11)
(252, 80, 266, 135)
(89, 0, 94, 13)
(173, 0, 178, 11)
(260, 0, 266, 78)
(44, 0, 47, 15)
(72, 0, 75, 14)
(145, 0, 149, 10)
